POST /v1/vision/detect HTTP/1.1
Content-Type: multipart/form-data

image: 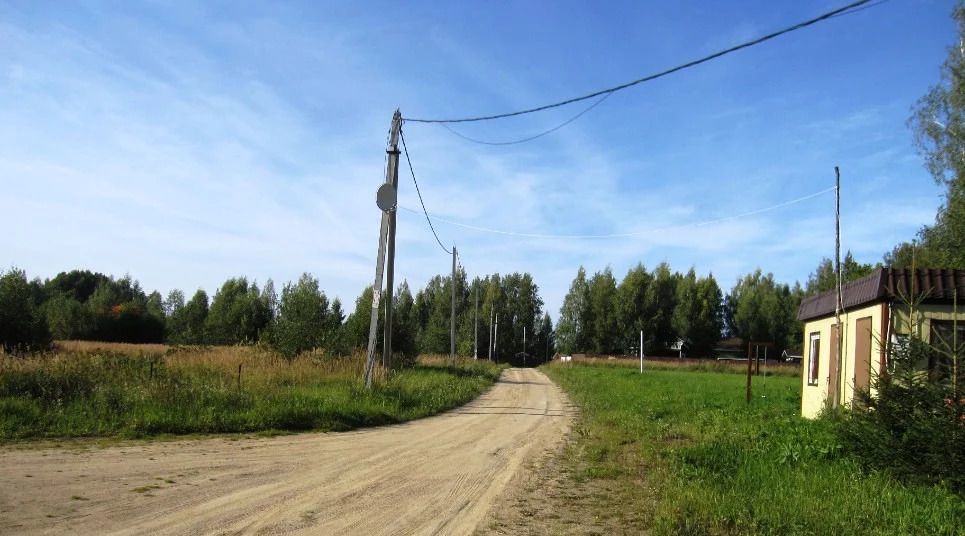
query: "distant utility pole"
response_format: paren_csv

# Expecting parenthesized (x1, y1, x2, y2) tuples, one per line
(474, 284, 478, 360)
(364, 110, 402, 388)
(489, 305, 494, 361)
(494, 313, 499, 362)
(450, 246, 457, 365)
(523, 325, 527, 366)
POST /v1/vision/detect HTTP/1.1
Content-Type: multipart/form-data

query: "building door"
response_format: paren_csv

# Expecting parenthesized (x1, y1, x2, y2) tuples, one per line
(828, 324, 840, 407)
(854, 317, 872, 398)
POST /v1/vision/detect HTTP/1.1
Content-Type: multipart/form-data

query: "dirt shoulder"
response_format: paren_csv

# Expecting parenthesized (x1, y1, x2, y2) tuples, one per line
(0, 367, 571, 535)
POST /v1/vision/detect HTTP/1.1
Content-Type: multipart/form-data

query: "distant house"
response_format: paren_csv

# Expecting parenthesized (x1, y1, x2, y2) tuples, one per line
(714, 337, 744, 360)
(781, 349, 802, 364)
(670, 337, 688, 358)
(797, 268, 965, 418)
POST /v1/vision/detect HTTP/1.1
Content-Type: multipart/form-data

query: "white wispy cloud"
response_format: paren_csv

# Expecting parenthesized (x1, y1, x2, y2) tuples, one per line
(0, 1, 950, 320)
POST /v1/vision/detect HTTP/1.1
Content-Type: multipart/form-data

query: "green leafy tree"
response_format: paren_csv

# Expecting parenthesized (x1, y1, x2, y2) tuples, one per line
(205, 277, 270, 344)
(344, 286, 382, 352)
(673, 268, 722, 356)
(587, 268, 618, 354)
(728, 270, 803, 351)
(44, 269, 110, 303)
(392, 281, 418, 362)
(647, 263, 678, 352)
(259, 279, 279, 343)
(693, 274, 724, 354)
(84, 276, 163, 343)
(415, 275, 452, 354)
(557, 267, 589, 354)
(43, 293, 92, 340)
(164, 289, 186, 343)
(176, 289, 209, 344)
(478, 275, 503, 359)
(0, 268, 51, 352)
(807, 252, 877, 294)
(616, 263, 653, 354)
(327, 297, 347, 356)
(893, 4, 965, 268)
(535, 312, 555, 363)
(272, 273, 330, 358)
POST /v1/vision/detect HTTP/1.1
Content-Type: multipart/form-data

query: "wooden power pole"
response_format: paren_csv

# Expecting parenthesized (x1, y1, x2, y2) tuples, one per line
(450, 246, 457, 365)
(364, 110, 402, 388)
(474, 284, 478, 360)
(489, 304, 494, 361)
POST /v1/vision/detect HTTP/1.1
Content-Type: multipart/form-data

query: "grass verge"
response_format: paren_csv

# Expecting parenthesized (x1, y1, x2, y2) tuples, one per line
(0, 345, 504, 440)
(543, 363, 964, 535)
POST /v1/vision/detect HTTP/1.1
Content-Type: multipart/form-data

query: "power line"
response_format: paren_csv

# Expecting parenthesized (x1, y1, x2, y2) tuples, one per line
(404, 0, 876, 125)
(437, 93, 612, 146)
(399, 128, 452, 255)
(398, 185, 836, 240)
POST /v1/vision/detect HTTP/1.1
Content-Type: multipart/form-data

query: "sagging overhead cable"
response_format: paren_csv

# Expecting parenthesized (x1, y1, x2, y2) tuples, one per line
(400, 128, 452, 255)
(403, 0, 877, 126)
(438, 94, 612, 146)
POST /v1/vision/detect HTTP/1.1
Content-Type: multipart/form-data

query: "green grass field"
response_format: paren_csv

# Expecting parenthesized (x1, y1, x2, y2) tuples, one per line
(544, 363, 964, 536)
(0, 344, 504, 440)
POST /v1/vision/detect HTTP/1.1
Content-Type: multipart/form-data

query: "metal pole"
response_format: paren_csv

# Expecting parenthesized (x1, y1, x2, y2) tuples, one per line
(450, 246, 457, 365)
(746, 342, 753, 403)
(474, 283, 478, 360)
(523, 325, 527, 366)
(489, 304, 493, 361)
(640, 329, 643, 373)
(364, 110, 402, 388)
(833, 166, 843, 409)
(494, 313, 499, 362)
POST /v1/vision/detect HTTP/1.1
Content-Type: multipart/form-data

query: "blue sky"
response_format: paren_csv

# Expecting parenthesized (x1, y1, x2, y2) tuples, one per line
(0, 0, 956, 319)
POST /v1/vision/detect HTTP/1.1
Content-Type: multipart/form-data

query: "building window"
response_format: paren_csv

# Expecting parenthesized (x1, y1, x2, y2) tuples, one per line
(928, 320, 964, 382)
(808, 332, 820, 386)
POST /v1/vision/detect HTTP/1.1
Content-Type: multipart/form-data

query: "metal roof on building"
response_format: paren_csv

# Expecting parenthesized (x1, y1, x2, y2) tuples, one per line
(797, 268, 965, 321)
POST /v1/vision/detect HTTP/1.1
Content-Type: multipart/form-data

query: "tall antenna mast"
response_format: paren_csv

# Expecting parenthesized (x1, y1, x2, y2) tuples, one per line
(833, 166, 843, 409)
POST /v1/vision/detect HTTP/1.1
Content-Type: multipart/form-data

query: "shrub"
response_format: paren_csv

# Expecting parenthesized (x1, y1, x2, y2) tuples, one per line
(835, 326, 964, 495)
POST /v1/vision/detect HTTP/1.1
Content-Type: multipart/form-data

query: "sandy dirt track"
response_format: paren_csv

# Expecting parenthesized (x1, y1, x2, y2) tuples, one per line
(0, 367, 570, 535)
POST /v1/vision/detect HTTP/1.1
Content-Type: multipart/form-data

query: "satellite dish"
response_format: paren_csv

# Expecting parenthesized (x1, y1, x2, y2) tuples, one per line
(376, 183, 397, 212)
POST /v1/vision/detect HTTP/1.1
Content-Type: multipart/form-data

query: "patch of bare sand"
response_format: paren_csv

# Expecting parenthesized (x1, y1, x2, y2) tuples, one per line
(477, 419, 653, 535)
(0, 367, 571, 535)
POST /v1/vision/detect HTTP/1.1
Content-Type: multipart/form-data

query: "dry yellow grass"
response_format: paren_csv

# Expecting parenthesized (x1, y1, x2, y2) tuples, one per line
(55, 340, 171, 355)
(0, 342, 503, 438)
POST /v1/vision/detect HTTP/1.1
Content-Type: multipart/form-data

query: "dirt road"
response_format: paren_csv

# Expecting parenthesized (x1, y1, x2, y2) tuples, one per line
(0, 367, 570, 535)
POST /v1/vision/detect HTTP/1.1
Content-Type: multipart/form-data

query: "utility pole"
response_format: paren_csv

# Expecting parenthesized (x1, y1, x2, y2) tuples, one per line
(474, 283, 478, 360)
(523, 325, 527, 366)
(494, 313, 499, 362)
(489, 304, 494, 361)
(364, 110, 402, 388)
(833, 166, 843, 409)
(382, 117, 403, 373)
(450, 246, 457, 365)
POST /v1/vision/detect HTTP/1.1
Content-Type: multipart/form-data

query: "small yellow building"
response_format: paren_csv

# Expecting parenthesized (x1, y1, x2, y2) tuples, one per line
(797, 268, 965, 418)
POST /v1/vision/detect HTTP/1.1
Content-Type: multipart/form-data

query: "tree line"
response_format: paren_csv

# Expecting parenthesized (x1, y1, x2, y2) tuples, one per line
(555, 255, 883, 358)
(0, 267, 554, 365)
